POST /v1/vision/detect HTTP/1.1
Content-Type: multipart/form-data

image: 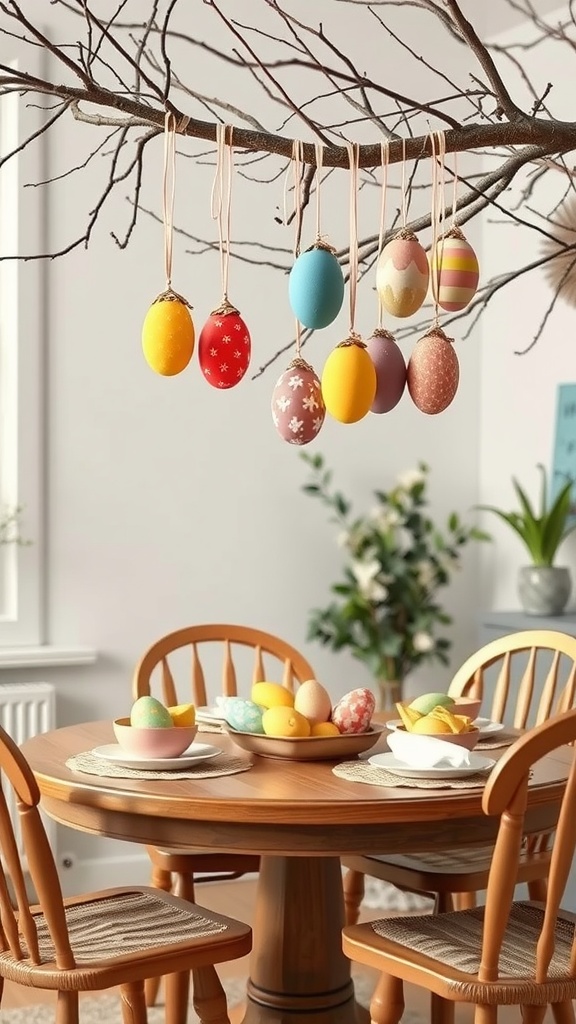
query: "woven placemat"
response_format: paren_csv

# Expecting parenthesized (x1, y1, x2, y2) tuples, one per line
(66, 751, 252, 780)
(476, 731, 517, 750)
(333, 760, 491, 790)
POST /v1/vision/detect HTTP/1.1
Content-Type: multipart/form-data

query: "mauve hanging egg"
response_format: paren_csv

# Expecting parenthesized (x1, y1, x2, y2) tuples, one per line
(289, 244, 345, 329)
(271, 358, 325, 445)
(321, 338, 377, 424)
(198, 305, 251, 389)
(376, 231, 429, 318)
(430, 227, 479, 312)
(407, 327, 459, 415)
(366, 329, 406, 414)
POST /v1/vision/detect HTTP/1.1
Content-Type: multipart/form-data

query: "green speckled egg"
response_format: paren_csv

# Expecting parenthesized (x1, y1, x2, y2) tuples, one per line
(224, 698, 264, 734)
(130, 695, 173, 729)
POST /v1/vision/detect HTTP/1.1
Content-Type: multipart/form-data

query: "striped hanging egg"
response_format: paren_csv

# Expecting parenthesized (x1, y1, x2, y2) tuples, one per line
(429, 227, 479, 312)
(376, 231, 429, 318)
(366, 329, 406, 414)
(271, 358, 325, 445)
(321, 338, 377, 424)
(407, 327, 459, 415)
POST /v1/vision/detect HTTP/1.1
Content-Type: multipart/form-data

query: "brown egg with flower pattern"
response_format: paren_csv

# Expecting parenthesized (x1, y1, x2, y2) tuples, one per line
(271, 359, 325, 445)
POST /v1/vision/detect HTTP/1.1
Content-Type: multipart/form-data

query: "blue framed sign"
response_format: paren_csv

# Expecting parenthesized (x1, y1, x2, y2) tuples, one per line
(551, 383, 576, 519)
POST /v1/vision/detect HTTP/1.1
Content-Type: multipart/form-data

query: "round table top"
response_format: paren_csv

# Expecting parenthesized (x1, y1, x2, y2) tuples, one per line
(22, 720, 571, 857)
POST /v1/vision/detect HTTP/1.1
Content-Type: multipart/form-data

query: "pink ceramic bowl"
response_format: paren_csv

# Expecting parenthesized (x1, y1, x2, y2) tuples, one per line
(450, 696, 482, 721)
(113, 718, 198, 758)
(395, 724, 479, 750)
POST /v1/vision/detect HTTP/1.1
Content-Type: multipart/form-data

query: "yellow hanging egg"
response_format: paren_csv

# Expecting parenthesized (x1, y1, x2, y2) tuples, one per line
(142, 290, 195, 376)
(321, 338, 377, 424)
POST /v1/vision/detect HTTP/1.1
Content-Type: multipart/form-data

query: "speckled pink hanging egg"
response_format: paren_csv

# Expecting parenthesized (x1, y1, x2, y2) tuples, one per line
(198, 305, 251, 388)
(271, 358, 325, 445)
(407, 327, 459, 415)
(376, 231, 429, 318)
(429, 227, 479, 312)
(366, 329, 407, 414)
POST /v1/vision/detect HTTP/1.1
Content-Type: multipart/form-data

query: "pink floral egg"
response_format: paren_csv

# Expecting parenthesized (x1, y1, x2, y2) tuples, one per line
(366, 330, 407, 414)
(271, 359, 326, 445)
(407, 328, 459, 415)
(198, 308, 251, 389)
(331, 688, 376, 734)
(376, 233, 429, 318)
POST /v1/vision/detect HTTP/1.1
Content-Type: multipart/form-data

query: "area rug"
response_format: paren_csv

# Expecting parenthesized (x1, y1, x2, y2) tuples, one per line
(0, 975, 425, 1023)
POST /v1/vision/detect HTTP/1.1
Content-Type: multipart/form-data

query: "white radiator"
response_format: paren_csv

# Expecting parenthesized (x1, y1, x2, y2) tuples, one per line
(0, 682, 56, 854)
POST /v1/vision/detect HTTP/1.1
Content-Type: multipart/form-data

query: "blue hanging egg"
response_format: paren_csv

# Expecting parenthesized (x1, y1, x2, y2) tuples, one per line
(288, 245, 344, 329)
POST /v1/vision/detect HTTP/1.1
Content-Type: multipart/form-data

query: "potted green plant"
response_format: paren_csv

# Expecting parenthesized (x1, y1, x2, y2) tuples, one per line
(301, 454, 488, 709)
(479, 464, 576, 616)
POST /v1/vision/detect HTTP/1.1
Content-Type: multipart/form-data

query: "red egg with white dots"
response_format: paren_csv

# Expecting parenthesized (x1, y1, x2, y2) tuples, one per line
(198, 307, 251, 389)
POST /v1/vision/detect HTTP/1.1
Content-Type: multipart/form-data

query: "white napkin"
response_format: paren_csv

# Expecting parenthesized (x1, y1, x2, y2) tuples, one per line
(387, 728, 471, 768)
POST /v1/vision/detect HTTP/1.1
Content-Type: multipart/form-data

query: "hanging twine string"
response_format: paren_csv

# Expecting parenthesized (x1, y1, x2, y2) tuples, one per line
(292, 138, 304, 357)
(209, 124, 236, 313)
(451, 148, 459, 231)
(345, 140, 360, 339)
(314, 141, 324, 243)
(430, 129, 447, 328)
(162, 111, 177, 291)
(400, 137, 407, 230)
(377, 139, 390, 329)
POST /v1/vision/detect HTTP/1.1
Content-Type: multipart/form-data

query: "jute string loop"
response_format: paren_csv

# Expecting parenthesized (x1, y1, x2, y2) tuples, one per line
(429, 129, 447, 327)
(210, 124, 235, 306)
(345, 140, 360, 338)
(377, 139, 390, 329)
(400, 137, 407, 229)
(162, 111, 177, 290)
(314, 142, 324, 242)
(292, 138, 304, 356)
(451, 148, 459, 230)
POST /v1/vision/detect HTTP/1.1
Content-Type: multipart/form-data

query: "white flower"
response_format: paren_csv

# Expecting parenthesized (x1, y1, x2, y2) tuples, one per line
(413, 631, 434, 653)
(351, 559, 389, 602)
(416, 560, 436, 588)
(336, 530, 350, 549)
(396, 468, 425, 491)
(371, 506, 401, 531)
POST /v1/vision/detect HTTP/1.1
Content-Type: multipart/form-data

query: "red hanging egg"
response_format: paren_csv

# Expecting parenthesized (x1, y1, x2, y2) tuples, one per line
(198, 305, 251, 389)
(407, 327, 459, 415)
(271, 358, 325, 445)
(366, 329, 406, 414)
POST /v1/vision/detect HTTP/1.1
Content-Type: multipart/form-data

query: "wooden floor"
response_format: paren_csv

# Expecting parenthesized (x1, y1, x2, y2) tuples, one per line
(1, 878, 568, 1021)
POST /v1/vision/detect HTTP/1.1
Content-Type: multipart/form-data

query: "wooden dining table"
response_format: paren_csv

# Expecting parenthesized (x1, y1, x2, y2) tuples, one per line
(22, 720, 571, 1024)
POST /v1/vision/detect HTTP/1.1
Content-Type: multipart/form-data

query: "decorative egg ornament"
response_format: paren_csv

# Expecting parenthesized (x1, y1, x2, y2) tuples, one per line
(366, 329, 407, 414)
(198, 303, 251, 389)
(142, 290, 195, 376)
(289, 243, 345, 329)
(429, 227, 479, 312)
(407, 327, 459, 415)
(271, 358, 325, 445)
(376, 231, 429, 318)
(321, 338, 377, 424)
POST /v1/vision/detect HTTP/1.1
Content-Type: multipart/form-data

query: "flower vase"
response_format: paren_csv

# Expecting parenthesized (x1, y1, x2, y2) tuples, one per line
(376, 678, 402, 711)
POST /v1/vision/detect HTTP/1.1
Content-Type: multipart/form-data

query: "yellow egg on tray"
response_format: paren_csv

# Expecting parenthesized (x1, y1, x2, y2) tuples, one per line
(251, 681, 294, 709)
(262, 706, 311, 738)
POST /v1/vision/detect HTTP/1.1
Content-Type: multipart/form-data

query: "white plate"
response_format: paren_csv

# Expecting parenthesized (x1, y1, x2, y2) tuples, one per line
(368, 751, 496, 780)
(387, 717, 504, 737)
(474, 718, 505, 736)
(90, 743, 221, 771)
(195, 706, 227, 723)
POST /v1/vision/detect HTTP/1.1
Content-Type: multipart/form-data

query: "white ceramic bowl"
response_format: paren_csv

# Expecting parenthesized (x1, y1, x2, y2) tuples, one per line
(113, 718, 198, 758)
(393, 724, 479, 750)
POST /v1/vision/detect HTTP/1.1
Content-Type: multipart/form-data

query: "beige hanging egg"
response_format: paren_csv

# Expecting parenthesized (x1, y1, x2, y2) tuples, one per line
(407, 327, 459, 415)
(376, 231, 429, 318)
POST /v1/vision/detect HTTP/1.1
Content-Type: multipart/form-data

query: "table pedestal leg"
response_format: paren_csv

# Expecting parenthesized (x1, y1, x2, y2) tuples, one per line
(240, 855, 367, 1024)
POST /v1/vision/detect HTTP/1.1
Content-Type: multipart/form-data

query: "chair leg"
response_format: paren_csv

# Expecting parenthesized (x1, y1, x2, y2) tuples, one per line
(434, 892, 454, 913)
(527, 878, 547, 902)
(521, 1007, 547, 1024)
(55, 991, 79, 1024)
(368, 972, 404, 1024)
(431, 992, 454, 1024)
(145, 865, 173, 1008)
(192, 965, 230, 1024)
(343, 868, 365, 926)
(452, 891, 477, 910)
(119, 981, 148, 1024)
(474, 1005, 498, 1024)
(551, 1002, 575, 1024)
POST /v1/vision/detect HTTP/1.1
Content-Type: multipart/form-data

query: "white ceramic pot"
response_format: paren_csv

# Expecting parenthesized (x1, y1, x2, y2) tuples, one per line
(518, 565, 572, 616)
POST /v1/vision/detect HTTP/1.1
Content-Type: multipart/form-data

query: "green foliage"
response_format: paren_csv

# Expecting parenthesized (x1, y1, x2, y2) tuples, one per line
(0, 506, 30, 547)
(300, 454, 489, 685)
(478, 465, 576, 567)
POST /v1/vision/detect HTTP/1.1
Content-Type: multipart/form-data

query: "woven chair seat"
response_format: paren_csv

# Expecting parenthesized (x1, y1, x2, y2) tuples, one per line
(371, 902, 576, 1004)
(366, 845, 496, 875)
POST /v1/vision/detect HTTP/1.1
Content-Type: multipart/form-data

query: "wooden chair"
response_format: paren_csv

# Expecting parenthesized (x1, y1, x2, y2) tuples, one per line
(0, 722, 252, 1024)
(343, 705, 576, 1024)
(132, 623, 315, 1011)
(342, 629, 576, 925)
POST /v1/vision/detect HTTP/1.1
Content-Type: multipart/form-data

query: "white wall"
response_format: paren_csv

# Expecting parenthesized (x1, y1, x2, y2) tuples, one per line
(3, 1, 537, 890)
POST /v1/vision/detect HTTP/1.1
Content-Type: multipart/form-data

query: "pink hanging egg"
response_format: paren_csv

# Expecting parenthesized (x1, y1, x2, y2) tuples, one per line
(271, 359, 325, 445)
(366, 329, 406, 414)
(376, 232, 429, 318)
(198, 306, 251, 389)
(407, 327, 459, 415)
(430, 228, 479, 312)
